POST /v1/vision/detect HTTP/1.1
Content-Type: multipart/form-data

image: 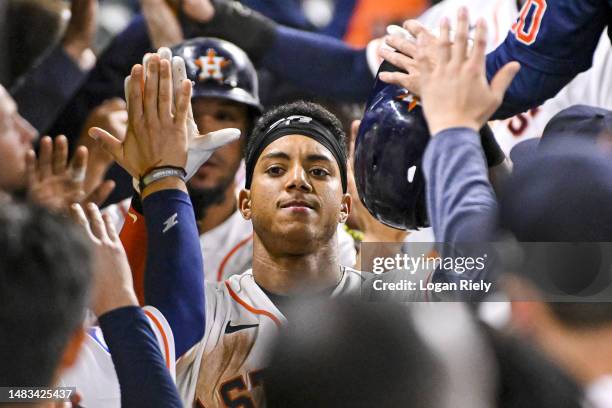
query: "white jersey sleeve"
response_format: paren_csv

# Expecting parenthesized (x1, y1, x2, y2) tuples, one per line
(102, 198, 132, 232)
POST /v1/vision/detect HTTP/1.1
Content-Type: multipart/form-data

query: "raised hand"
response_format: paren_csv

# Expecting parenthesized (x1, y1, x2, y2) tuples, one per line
(147, 48, 241, 180)
(78, 98, 127, 195)
(140, 0, 184, 48)
(62, 0, 98, 70)
(165, 0, 215, 22)
(414, 8, 520, 135)
(89, 55, 191, 181)
(27, 135, 84, 211)
(70, 203, 137, 317)
(26, 136, 115, 212)
(90, 49, 240, 195)
(379, 20, 441, 95)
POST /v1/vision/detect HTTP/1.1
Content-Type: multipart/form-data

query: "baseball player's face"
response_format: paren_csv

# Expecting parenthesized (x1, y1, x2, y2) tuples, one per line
(190, 98, 250, 191)
(241, 135, 351, 254)
(0, 86, 37, 192)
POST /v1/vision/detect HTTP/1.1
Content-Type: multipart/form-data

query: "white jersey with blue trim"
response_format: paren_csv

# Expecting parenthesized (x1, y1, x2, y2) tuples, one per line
(58, 306, 175, 408)
(176, 267, 365, 407)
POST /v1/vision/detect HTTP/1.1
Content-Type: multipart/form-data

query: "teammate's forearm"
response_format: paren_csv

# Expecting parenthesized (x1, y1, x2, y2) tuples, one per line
(143, 188, 205, 358)
(98, 306, 182, 408)
(10, 45, 89, 134)
(487, 47, 575, 120)
(487, 0, 608, 119)
(181, 0, 374, 101)
(47, 15, 151, 144)
(260, 25, 374, 102)
(423, 127, 498, 244)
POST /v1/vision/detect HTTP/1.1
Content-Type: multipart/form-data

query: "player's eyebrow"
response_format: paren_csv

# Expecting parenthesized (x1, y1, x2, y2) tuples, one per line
(305, 153, 333, 164)
(261, 151, 290, 161)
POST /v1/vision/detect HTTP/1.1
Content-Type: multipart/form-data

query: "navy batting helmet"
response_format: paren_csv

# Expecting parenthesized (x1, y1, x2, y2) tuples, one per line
(171, 37, 263, 115)
(354, 61, 505, 230)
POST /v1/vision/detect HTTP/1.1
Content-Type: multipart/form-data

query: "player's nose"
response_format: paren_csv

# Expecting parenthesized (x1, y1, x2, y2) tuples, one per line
(285, 164, 312, 193)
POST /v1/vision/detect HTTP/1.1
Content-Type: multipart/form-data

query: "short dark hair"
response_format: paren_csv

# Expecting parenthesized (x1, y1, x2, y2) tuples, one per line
(0, 201, 92, 386)
(246, 100, 347, 165)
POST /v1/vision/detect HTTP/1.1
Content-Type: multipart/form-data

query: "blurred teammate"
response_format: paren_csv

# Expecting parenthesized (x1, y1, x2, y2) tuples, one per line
(0, 200, 182, 407)
(0, 202, 91, 396)
(0, 85, 37, 192)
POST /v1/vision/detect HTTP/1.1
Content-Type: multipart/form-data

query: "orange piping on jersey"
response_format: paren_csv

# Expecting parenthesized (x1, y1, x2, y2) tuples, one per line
(216, 234, 253, 282)
(144, 309, 171, 369)
(225, 281, 282, 327)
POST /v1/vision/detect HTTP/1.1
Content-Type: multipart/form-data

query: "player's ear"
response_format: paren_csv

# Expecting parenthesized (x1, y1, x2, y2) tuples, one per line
(339, 193, 351, 224)
(238, 189, 252, 220)
(59, 327, 86, 372)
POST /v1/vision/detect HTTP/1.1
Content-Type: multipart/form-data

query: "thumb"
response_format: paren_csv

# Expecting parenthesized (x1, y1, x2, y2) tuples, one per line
(490, 61, 520, 102)
(194, 128, 241, 151)
(88, 127, 123, 160)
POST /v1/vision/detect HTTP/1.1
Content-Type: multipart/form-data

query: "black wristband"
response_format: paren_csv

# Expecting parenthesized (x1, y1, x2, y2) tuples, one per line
(138, 166, 186, 193)
(130, 190, 143, 215)
(480, 124, 506, 167)
(179, 0, 278, 63)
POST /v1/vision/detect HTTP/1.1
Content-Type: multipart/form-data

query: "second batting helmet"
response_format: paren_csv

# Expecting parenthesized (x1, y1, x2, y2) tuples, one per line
(171, 37, 263, 115)
(354, 61, 505, 230)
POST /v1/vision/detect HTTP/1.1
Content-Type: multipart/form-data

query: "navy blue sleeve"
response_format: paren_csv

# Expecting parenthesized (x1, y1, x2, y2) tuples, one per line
(98, 306, 182, 408)
(10, 46, 88, 134)
(321, 0, 358, 38)
(49, 15, 152, 144)
(142, 189, 205, 358)
(261, 25, 374, 102)
(488, 0, 609, 119)
(241, 0, 313, 30)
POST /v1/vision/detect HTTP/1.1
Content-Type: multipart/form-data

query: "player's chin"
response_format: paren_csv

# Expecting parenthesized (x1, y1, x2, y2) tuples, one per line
(270, 228, 321, 254)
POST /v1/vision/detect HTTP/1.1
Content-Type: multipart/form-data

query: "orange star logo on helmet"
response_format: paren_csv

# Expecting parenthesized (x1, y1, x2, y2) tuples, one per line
(396, 91, 420, 112)
(194, 48, 231, 83)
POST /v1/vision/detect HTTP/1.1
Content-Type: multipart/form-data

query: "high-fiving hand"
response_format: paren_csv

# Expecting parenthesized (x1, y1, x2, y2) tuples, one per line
(88, 48, 240, 196)
(142, 48, 240, 181)
(406, 9, 520, 135)
(26, 135, 115, 212)
(89, 54, 190, 181)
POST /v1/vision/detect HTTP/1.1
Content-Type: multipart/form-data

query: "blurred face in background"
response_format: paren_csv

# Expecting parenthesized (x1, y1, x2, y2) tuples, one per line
(0, 86, 37, 192)
(189, 97, 250, 192)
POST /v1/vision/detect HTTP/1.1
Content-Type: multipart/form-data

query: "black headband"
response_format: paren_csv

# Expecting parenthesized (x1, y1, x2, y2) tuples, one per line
(245, 115, 347, 192)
